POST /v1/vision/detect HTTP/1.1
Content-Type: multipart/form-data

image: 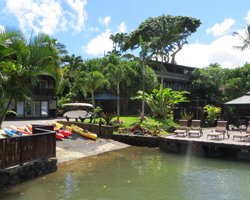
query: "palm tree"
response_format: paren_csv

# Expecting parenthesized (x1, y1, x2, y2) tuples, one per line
(0, 28, 61, 128)
(233, 25, 250, 51)
(75, 71, 109, 110)
(104, 54, 135, 122)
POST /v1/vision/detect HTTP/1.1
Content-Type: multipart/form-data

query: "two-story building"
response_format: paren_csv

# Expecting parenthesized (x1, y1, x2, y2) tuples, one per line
(8, 75, 57, 119)
(148, 61, 207, 120)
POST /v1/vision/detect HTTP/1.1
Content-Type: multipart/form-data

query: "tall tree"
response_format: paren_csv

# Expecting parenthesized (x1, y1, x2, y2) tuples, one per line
(233, 24, 250, 51)
(75, 71, 109, 111)
(103, 53, 136, 122)
(122, 15, 201, 63)
(0, 28, 61, 128)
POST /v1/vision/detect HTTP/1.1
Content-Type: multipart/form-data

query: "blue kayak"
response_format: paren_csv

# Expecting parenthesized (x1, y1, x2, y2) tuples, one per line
(3, 128, 19, 137)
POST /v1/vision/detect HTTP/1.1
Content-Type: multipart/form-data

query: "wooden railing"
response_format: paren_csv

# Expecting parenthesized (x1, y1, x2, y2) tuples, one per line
(0, 127, 56, 170)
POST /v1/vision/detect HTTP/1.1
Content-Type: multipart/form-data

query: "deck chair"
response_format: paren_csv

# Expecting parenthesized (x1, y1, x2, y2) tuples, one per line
(174, 120, 188, 137)
(188, 120, 203, 137)
(207, 120, 228, 140)
(233, 122, 250, 141)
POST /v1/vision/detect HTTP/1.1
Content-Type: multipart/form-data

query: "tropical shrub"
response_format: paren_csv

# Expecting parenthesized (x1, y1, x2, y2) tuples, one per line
(133, 86, 189, 119)
(203, 105, 221, 126)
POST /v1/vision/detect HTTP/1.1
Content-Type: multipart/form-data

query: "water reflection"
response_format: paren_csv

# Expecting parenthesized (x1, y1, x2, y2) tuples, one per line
(1, 146, 250, 200)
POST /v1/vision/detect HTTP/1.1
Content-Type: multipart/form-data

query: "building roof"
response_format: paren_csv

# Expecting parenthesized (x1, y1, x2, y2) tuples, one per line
(225, 91, 250, 105)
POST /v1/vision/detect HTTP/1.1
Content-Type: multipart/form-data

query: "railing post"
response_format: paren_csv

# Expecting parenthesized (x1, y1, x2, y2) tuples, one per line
(20, 137, 23, 166)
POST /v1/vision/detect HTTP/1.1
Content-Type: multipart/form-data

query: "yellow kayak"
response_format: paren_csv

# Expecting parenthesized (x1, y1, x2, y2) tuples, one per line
(71, 124, 97, 140)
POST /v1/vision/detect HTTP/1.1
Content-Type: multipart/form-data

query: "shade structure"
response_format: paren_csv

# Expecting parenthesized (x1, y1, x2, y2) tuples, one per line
(62, 103, 93, 108)
(225, 91, 250, 105)
(94, 92, 121, 101)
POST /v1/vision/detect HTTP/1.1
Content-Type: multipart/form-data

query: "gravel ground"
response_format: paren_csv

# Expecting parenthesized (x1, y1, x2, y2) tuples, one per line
(1, 118, 129, 163)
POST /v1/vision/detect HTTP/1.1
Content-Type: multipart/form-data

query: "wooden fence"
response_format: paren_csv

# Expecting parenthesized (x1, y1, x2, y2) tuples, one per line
(0, 127, 56, 170)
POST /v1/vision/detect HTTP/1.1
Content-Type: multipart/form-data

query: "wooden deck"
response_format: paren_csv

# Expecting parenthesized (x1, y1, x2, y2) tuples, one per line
(159, 129, 250, 160)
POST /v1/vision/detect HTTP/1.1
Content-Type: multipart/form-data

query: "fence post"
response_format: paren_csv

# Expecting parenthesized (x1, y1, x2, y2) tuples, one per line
(19, 137, 23, 166)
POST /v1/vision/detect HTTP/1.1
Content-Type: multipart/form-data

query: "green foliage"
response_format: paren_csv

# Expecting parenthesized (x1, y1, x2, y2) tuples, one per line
(100, 111, 116, 125)
(180, 110, 194, 120)
(133, 86, 189, 119)
(75, 70, 109, 110)
(0, 28, 61, 128)
(122, 15, 201, 63)
(192, 63, 250, 104)
(203, 105, 221, 125)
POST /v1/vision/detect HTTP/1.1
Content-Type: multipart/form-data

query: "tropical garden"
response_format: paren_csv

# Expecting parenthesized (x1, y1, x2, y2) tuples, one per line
(0, 15, 250, 134)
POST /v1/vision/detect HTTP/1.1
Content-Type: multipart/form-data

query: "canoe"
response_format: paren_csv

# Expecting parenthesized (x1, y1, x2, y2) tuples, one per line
(3, 128, 19, 137)
(71, 124, 97, 140)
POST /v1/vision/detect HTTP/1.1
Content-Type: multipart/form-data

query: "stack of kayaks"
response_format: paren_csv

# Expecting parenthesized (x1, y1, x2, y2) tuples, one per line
(71, 124, 97, 140)
(10, 125, 32, 135)
(3, 128, 20, 137)
(53, 122, 72, 140)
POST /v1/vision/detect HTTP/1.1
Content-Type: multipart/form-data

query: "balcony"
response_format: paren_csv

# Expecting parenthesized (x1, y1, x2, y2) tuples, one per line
(31, 87, 55, 97)
(154, 70, 192, 81)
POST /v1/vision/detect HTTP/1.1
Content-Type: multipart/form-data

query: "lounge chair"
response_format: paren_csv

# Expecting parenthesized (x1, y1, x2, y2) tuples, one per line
(188, 120, 203, 137)
(174, 120, 188, 137)
(207, 120, 228, 140)
(233, 122, 250, 141)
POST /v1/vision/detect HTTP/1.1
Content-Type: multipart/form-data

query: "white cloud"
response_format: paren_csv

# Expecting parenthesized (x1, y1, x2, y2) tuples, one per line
(83, 29, 113, 56)
(206, 18, 235, 37)
(65, 0, 87, 31)
(5, 0, 87, 35)
(118, 22, 127, 33)
(176, 33, 250, 69)
(246, 10, 250, 24)
(98, 16, 111, 28)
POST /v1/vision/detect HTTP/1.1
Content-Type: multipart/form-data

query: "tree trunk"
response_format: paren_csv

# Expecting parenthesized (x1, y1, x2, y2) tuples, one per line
(0, 97, 13, 129)
(141, 59, 145, 123)
(91, 91, 95, 123)
(117, 83, 120, 122)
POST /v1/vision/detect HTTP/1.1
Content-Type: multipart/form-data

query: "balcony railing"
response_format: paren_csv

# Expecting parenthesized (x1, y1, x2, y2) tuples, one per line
(154, 71, 192, 81)
(31, 88, 55, 96)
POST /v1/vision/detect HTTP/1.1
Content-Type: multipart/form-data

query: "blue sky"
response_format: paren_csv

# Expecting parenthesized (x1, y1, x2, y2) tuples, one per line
(0, 0, 250, 68)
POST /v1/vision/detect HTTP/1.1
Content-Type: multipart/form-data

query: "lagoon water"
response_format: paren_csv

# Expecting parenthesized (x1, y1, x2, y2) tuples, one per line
(1, 146, 250, 200)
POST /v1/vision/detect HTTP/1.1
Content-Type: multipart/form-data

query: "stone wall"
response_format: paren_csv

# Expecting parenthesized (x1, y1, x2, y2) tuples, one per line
(112, 134, 160, 147)
(0, 157, 57, 190)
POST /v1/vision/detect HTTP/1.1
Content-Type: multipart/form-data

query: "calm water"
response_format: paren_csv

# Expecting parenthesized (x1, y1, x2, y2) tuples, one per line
(1, 146, 250, 200)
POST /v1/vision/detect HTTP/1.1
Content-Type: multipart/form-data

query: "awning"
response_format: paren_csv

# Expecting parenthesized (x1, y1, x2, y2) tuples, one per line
(225, 91, 250, 105)
(94, 92, 121, 101)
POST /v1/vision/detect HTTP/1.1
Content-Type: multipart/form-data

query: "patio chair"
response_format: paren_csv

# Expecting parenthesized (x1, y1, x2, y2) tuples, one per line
(207, 120, 228, 140)
(188, 120, 203, 137)
(174, 120, 188, 137)
(233, 121, 250, 141)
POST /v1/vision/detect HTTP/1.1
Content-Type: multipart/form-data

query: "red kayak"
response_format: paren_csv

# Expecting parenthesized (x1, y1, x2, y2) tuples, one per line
(56, 132, 64, 140)
(58, 130, 72, 137)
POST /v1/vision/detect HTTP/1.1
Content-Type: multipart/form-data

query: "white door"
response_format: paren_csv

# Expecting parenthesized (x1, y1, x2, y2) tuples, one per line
(17, 101, 24, 117)
(41, 101, 48, 116)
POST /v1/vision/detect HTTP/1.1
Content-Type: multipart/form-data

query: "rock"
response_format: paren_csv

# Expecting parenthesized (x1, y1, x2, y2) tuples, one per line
(9, 175, 21, 185)
(0, 174, 10, 186)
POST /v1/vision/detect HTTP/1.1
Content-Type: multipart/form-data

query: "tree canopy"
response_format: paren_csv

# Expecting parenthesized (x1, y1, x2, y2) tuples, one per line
(120, 15, 201, 63)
